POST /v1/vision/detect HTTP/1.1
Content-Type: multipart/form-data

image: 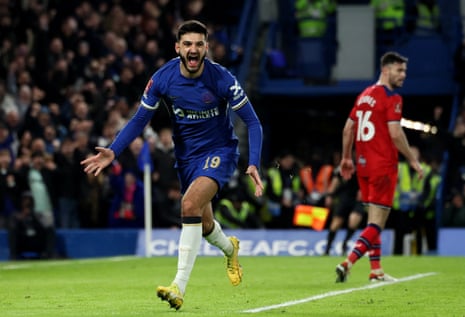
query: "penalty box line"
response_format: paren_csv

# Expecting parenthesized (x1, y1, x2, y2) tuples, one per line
(242, 272, 437, 314)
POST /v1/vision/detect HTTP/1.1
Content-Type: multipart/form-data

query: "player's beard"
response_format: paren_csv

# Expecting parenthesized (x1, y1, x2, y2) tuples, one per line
(180, 52, 206, 74)
(390, 76, 404, 89)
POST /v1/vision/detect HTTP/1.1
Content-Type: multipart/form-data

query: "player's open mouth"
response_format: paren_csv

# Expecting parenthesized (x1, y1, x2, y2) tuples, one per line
(187, 55, 199, 68)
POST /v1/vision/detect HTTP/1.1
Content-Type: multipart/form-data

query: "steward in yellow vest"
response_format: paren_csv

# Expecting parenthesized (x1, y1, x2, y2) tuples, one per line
(214, 192, 263, 229)
(411, 156, 442, 254)
(414, 0, 440, 34)
(371, 0, 405, 31)
(295, 0, 330, 38)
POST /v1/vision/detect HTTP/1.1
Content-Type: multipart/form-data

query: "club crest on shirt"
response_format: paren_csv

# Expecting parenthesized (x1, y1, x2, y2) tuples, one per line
(202, 92, 214, 104)
(394, 103, 402, 113)
(143, 79, 153, 98)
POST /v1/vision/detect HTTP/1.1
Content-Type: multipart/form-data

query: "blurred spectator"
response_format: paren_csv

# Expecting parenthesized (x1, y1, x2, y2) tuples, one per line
(209, 38, 243, 69)
(108, 167, 145, 228)
(411, 0, 440, 36)
(143, 39, 166, 71)
(118, 135, 144, 179)
(14, 84, 33, 119)
(391, 146, 429, 254)
(0, 148, 21, 228)
(30, 136, 47, 154)
(215, 188, 264, 229)
(300, 149, 336, 206)
(18, 150, 57, 218)
(151, 127, 181, 228)
(295, 0, 331, 38)
(131, 55, 151, 92)
(115, 65, 140, 106)
(72, 41, 92, 81)
(443, 105, 465, 198)
(106, 36, 132, 79)
(371, 0, 405, 60)
(8, 191, 49, 260)
(22, 101, 44, 138)
(69, 99, 94, 136)
(16, 129, 32, 161)
(442, 185, 465, 227)
(43, 125, 60, 154)
(412, 153, 442, 254)
(0, 78, 16, 116)
(17, 150, 57, 258)
(0, 120, 15, 162)
(181, 0, 207, 22)
(265, 150, 305, 228)
(78, 151, 107, 228)
(54, 137, 81, 228)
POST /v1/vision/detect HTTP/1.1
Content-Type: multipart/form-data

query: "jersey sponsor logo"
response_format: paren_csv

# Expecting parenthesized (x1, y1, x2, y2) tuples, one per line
(174, 108, 185, 118)
(172, 106, 220, 120)
(185, 107, 219, 120)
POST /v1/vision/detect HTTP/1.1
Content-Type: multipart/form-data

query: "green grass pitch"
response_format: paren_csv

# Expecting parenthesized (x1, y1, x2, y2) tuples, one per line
(1, 256, 464, 316)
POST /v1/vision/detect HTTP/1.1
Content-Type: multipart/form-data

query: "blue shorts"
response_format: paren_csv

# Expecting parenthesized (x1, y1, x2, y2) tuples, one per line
(176, 150, 239, 194)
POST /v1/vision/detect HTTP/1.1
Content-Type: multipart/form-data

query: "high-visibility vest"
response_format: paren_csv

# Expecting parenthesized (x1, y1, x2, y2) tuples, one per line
(392, 162, 410, 210)
(371, 0, 405, 30)
(295, 0, 328, 37)
(393, 161, 430, 210)
(215, 199, 254, 229)
(300, 164, 333, 195)
(267, 167, 301, 197)
(422, 170, 441, 220)
(416, 2, 439, 31)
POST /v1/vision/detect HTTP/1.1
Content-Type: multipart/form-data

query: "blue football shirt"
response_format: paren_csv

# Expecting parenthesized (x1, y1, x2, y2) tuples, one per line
(141, 57, 249, 163)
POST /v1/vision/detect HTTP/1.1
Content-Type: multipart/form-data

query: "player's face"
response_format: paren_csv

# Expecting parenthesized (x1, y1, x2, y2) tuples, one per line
(387, 62, 407, 89)
(175, 32, 208, 77)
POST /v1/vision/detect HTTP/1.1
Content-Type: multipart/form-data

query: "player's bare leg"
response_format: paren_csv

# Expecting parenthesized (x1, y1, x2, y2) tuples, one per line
(157, 177, 216, 309)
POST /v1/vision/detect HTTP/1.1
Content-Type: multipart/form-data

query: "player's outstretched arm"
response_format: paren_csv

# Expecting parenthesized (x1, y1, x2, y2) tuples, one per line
(246, 165, 264, 197)
(80, 147, 115, 176)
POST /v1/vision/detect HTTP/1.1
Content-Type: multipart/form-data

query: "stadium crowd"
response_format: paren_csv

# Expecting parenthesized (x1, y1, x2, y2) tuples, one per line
(0, 0, 245, 231)
(1, 0, 464, 259)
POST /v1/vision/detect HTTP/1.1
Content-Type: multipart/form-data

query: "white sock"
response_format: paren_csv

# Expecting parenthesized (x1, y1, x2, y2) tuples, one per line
(204, 220, 233, 256)
(173, 222, 202, 294)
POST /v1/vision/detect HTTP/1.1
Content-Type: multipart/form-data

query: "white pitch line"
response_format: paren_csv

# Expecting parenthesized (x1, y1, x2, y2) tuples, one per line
(242, 272, 437, 313)
(0, 256, 139, 270)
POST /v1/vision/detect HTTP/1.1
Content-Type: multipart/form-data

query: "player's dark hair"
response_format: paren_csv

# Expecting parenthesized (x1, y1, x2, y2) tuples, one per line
(380, 51, 408, 67)
(176, 20, 208, 41)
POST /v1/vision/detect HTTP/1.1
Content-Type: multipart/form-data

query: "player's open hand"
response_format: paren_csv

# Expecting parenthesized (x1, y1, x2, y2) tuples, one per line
(246, 165, 264, 197)
(339, 158, 355, 180)
(80, 147, 115, 176)
(411, 160, 424, 180)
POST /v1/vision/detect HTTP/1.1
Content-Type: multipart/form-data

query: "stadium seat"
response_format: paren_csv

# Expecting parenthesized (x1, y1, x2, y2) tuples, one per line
(297, 38, 331, 84)
(396, 35, 453, 77)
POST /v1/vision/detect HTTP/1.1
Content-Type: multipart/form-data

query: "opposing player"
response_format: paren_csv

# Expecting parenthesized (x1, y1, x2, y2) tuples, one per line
(335, 51, 423, 282)
(81, 20, 264, 309)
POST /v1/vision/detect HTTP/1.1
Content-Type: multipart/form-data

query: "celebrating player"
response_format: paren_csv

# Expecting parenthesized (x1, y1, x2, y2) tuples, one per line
(335, 51, 423, 283)
(81, 20, 264, 309)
